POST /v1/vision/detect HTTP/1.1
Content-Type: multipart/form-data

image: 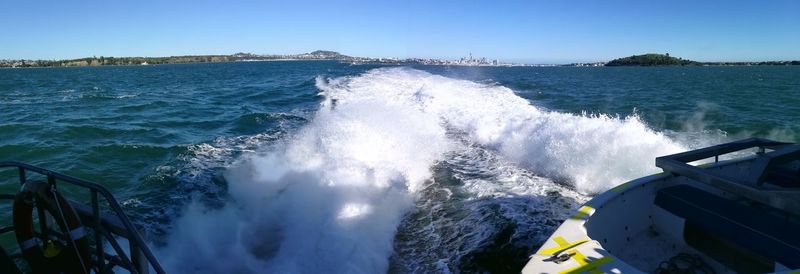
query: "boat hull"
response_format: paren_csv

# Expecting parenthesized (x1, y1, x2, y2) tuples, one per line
(523, 157, 799, 273)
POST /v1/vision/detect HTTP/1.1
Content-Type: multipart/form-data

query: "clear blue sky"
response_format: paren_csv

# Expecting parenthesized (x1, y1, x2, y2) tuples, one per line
(2, 0, 799, 63)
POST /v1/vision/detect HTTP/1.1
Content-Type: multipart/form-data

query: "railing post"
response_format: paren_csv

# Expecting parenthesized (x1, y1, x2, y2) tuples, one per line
(18, 167, 25, 185)
(91, 190, 105, 271)
(131, 230, 149, 274)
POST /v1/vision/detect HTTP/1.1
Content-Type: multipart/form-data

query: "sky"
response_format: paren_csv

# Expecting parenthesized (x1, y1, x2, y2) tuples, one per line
(1, 0, 799, 63)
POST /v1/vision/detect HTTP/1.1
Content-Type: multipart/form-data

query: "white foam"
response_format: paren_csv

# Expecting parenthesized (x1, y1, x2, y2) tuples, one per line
(160, 67, 686, 273)
(392, 141, 590, 272)
(160, 70, 452, 273)
(326, 68, 685, 193)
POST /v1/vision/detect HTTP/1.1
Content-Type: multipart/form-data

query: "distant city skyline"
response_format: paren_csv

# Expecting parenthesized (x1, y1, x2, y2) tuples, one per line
(2, 0, 799, 63)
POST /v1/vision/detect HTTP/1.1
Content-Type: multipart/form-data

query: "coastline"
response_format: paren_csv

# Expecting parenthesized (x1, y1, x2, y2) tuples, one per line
(2, 51, 800, 69)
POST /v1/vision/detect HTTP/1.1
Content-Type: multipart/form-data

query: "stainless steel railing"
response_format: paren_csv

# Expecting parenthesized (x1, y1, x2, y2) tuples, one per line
(0, 161, 165, 274)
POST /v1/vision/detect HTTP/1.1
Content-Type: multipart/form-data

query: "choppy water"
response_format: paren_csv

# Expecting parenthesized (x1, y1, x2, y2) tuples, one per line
(1, 62, 798, 273)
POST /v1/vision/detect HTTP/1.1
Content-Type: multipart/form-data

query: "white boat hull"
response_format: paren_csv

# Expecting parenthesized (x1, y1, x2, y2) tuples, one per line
(523, 139, 800, 273)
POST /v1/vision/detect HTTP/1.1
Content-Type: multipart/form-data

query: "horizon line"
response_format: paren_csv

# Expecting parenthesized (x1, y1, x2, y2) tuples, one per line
(2, 50, 800, 65)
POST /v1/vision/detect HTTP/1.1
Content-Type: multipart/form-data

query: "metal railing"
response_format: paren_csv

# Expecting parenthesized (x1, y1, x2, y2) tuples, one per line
(0, 161, 165, 274)
(655, 137, 800, 216)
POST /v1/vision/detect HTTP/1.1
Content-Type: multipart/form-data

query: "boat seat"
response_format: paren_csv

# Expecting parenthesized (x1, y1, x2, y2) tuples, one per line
(764, 163, 800, 188)
(655, 185, 800, 268)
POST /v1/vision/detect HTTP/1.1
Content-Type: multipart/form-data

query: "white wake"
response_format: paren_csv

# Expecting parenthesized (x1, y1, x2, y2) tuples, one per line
(159, 67, 684, 273)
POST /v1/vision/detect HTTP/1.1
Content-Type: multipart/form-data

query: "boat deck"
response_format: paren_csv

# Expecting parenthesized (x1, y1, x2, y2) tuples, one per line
(523, 138, 800, 273)
(614, 222, 734, 273)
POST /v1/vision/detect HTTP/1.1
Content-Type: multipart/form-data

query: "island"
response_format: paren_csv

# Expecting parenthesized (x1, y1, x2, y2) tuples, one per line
(605, 53, 800, 67)
(605, 53, 697, 66)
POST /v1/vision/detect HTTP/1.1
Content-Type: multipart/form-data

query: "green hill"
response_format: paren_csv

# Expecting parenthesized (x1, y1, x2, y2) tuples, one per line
(606, 53, 698, 66)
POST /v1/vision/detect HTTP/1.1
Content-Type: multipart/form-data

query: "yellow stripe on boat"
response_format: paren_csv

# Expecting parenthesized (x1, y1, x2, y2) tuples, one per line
(570, 205, 593, 220)
(537, 236, 589, 255)
(558, 250, 613, 274)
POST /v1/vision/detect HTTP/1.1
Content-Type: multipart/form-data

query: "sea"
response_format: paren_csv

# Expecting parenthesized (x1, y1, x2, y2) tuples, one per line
(1, 61, 798, 273)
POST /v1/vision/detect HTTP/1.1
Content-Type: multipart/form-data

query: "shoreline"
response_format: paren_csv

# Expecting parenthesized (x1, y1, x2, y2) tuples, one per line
(2, 58, 800, 69)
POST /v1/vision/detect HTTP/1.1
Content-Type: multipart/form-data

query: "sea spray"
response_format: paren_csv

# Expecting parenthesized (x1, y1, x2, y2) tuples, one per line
(160, 72, 452, 273)
(160, 67, 685, 273)
(325, 68, 685, 194)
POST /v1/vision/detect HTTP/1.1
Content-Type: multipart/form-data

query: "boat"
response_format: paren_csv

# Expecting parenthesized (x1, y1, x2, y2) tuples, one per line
(0, 162, 165, 274)
(522, 138, 800, 273)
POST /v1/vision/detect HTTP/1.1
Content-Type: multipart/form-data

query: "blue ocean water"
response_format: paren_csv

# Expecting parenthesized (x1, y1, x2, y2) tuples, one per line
(1, 62, 798, 273)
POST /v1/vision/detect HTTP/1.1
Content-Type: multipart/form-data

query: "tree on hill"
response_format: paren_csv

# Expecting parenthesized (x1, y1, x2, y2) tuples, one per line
(606, 53, 699, 66)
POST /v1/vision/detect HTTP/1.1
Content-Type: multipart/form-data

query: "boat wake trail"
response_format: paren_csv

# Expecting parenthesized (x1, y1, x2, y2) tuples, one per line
(159, 67, 684, 273)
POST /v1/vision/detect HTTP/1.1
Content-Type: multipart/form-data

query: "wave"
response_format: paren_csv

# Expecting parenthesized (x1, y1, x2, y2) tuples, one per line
(391, 140, 590, 272)
(230, 112, 307, 135)
(318, 67, 685, 194)
(158, 67, 685, 273)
